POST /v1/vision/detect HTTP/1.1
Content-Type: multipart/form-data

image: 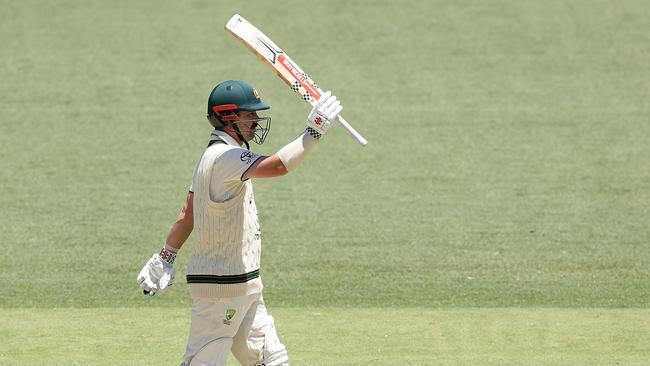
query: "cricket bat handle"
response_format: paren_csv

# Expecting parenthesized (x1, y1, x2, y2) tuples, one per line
(337, 115, 368, 146)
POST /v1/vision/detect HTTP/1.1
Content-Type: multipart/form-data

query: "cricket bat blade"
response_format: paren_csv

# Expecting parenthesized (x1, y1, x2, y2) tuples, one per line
(225, 14, 368, 146)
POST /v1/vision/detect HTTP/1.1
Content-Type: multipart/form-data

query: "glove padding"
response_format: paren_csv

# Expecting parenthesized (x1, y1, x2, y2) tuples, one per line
(306, 91, 343, 134)
(137, 253, 175, 296)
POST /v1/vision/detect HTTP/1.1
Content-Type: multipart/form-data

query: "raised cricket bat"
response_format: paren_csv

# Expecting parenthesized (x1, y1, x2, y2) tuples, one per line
(225, 14, 368, 146)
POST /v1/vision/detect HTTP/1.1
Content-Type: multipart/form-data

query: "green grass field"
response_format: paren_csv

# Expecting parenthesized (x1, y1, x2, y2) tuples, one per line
(1, 0, 649, 364)
(2, 308, 649, 365)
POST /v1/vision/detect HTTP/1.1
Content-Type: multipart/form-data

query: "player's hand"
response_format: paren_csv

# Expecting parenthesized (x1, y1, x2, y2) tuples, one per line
(137, 253, 176, 296)
(306, 91, 343, 135)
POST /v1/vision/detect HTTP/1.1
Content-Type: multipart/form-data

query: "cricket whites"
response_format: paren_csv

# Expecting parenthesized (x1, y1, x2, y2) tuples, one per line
(225, 14, 368, 146)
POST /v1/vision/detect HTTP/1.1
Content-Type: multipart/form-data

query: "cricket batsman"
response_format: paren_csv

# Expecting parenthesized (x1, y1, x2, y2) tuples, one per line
(136, 80, 342, 366)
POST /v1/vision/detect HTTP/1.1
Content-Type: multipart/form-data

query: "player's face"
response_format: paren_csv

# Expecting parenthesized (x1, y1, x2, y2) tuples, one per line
(238, 111, 260, 141)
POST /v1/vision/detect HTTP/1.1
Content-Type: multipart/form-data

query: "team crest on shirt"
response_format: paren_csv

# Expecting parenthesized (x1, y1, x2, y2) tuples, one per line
(240, 151, 258, 164)
(223, 308, 236, 325)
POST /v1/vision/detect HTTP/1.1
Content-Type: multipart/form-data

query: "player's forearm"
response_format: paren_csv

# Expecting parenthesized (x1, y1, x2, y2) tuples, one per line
(276, 129, 320, 172)
(165, 214, 193, 250)
(164, 192, 194, 251)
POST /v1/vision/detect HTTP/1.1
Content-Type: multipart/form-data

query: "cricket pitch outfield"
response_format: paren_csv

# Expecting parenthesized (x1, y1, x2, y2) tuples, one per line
(1, 308, 649, 365)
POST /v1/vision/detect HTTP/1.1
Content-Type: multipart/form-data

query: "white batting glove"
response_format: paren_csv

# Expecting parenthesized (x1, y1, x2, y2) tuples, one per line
(137, 248, 176, 296)
(306, 91, 343, 136)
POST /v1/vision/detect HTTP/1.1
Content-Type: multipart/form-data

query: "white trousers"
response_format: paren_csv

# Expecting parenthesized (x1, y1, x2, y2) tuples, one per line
(181, 292, 288, 366)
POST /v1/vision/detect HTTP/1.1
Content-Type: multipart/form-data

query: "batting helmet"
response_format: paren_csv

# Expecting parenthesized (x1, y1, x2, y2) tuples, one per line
(207, 80, 270, 118)
(206, 80, 271, 148)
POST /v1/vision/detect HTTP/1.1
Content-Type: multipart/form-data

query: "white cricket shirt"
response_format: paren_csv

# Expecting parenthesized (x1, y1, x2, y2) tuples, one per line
(189, 130, 263, 201)
(186, 129, 265, 298)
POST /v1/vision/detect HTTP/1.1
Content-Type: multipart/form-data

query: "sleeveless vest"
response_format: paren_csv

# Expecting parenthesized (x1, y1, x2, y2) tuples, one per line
(186, 141, 263, 298)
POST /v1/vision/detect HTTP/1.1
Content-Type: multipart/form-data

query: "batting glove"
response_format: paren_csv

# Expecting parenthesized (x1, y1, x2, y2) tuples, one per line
(306, 91, 343, 137)
(137, 247, 176, 296)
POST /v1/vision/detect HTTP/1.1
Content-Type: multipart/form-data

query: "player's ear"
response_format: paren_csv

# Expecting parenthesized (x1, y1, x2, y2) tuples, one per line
(207, 114, 223, 129)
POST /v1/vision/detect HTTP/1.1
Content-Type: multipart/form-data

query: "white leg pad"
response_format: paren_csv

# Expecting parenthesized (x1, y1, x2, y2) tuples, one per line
(257, 316, 289, 366)
(232, 314, 289, 366)
(188, 337, 232, 366)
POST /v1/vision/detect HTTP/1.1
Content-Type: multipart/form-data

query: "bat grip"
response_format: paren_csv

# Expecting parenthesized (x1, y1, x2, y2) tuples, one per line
(336, 115, 368, 146)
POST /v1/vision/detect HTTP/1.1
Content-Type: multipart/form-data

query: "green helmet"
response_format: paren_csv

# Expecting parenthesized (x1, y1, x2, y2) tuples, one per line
(206, 80, 272, 148)
(207, 80, 270, 116)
